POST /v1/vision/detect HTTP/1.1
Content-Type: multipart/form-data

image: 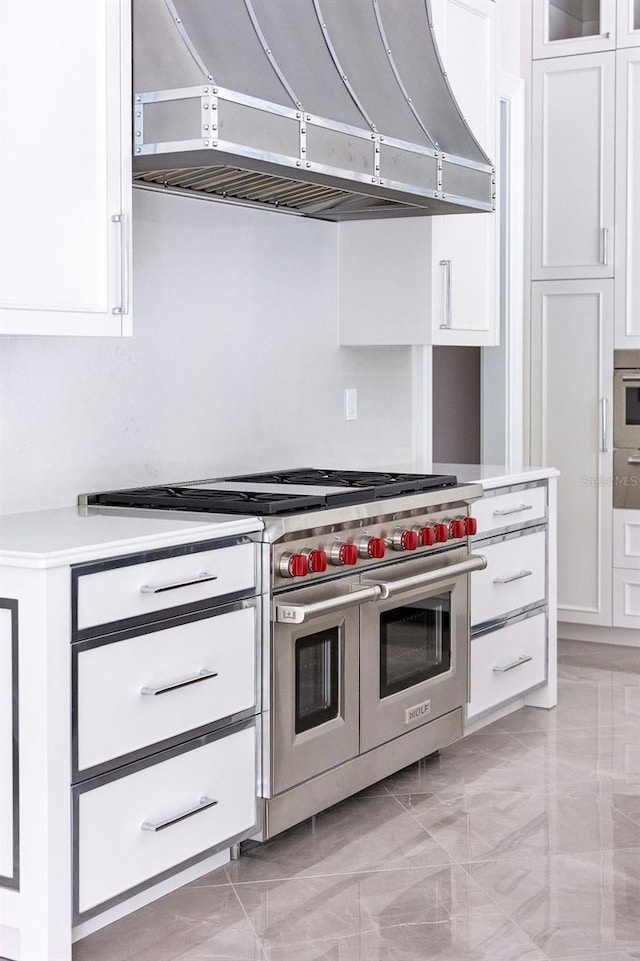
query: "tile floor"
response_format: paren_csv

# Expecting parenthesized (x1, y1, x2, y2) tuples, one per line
(72, 640, 640, 961)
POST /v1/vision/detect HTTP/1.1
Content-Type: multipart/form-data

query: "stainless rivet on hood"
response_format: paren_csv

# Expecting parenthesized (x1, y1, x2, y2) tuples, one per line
(136, 147, 141, 154)
(203, 87, 209, 94)
(203, 141, 209, 146)
(296, 160, 302, 166)
(306, 162, 311, 167)
(135, 96, 141, 103)
(213, 141, 218, 147)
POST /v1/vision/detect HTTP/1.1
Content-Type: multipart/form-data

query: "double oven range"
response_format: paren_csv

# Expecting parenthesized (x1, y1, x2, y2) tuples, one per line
(84, 469, 485, 839)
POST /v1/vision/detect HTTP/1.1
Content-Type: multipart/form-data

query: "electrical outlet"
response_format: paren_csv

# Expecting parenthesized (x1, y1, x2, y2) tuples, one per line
(345, 388, 358, 421)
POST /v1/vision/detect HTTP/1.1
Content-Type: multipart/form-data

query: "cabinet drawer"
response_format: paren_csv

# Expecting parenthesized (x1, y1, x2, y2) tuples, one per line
(472, 485, 546, 536)
(74, 540, 256, 637)
(75, 602, 257, 776)
(613, 568, 640, 628)
(76, 722, 257, 919)
(471, 530, 546, 626)
(468, 612, 546, 718)
(613, 510, 640, 570)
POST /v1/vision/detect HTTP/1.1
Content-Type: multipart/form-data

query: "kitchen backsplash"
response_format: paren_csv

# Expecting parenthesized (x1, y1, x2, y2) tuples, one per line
(0, 190, 414, 514)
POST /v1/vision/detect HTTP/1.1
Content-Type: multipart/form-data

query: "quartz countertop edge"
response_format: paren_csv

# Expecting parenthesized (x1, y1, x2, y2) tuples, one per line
(0, 506, 263, 569)
(376, 463, 559, 490)
(433, 464, 560, 490)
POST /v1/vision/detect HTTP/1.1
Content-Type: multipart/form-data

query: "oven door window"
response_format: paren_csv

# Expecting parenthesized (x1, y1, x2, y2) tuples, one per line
(295, 627, 340, 734)
(380, 593, 451, 699)
(625, 384, 640, 426)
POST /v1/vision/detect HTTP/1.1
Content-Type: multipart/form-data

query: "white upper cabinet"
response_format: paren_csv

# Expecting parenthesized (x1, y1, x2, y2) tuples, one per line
(532, 52, 615, 280)
(0, 0, 132, 337)
(615, 48, 640, 347)
(339, 0, 497, 347)
(429, 0, 498, 347)
(616, 0, 640, 47)
(532, 0, 617, 58)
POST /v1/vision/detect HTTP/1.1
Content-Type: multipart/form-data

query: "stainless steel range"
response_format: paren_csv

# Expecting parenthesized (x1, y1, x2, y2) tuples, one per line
(83, 469, 485, 839)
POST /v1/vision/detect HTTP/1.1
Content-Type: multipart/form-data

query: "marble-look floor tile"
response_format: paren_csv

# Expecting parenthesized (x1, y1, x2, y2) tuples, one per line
(222, 795, 452, 884)
(512, 724, 640, 782)
(73, 886, 259, 961)
(464, 850, 640, 959)
(557, 639, 640, 677)
(396, 783, 640, 862)
(233, 866, 545, 960)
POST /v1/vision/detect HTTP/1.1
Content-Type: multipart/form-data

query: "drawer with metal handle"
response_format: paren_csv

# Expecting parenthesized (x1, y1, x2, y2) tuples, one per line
(471, 484, 546, 536)
(74, 720, 257, 921)
(468, 611, 546, 719)
(471, 529, 546, 626)
(72, 537, 257, 639)
(73, 599, 258, 778)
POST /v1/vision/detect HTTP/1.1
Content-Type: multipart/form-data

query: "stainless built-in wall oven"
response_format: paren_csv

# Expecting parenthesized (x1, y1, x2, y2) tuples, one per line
(614, 350, 640, 509)
(84, 468, 485, 840)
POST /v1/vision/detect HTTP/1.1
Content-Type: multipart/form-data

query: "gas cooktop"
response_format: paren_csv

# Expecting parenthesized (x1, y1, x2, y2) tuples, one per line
(86, 468, 458, 516)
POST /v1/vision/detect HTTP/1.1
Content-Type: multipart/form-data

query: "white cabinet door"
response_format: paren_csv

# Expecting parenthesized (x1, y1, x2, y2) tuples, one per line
(615, 48, 640, 347)
(0, 0, 132, 337)
(617, 0, 640, 47)
(530, 280, 613, 625)
(430, 0, 498, 347)
(532, 0, 617, 59)
(532, 53, 615, 280)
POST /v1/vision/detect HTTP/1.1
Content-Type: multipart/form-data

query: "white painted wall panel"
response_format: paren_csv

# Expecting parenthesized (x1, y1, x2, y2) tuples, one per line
(0, 191, 413, 514)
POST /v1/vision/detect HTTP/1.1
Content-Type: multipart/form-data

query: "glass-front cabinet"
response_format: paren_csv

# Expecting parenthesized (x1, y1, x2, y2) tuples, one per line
(618, 0, 640, 46)
(533, 0, 617, 58)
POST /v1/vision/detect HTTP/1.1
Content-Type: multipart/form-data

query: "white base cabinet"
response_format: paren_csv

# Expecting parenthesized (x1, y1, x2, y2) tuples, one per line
(0, 0, 132, 336)
(466, 475, 558, 728)
(0, 512, 262, 961)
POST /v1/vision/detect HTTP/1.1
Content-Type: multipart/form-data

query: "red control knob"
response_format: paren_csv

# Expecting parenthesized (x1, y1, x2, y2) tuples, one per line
(434, 523, 449, 543)
(414, 525, 436, 546)
(449, 519, 465, 539)
(330, 542, 358, 566)
(392, 529, 418, 551)
(280, 551, 309, 578)
(358, 536, 386, 559)
(305, 548, 328, 573)
(464, 516, 478, 536)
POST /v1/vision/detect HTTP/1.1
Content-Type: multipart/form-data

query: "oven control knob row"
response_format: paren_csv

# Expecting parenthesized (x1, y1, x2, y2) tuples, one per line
(358, 535, 386, 559)
(329, 541, 358, 566)
(390, 528, 419, 551)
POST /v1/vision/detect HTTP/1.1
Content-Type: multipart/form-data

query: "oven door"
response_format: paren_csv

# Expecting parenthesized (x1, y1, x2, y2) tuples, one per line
(360, 550, 485, 754)
(270, 577, 373, 796)
(614, 367, 640, 450)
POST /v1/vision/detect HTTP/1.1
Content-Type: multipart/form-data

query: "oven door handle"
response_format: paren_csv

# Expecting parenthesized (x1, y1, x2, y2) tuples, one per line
(367, 554, 487, 599)
(275, 585, 383, 624)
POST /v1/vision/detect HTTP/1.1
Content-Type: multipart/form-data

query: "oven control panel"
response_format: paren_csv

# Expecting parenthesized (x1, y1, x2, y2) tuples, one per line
(273, 508, 477, 586)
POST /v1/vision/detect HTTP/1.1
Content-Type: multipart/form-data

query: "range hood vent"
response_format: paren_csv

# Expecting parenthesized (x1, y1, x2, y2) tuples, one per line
(133, 0, 495, 220)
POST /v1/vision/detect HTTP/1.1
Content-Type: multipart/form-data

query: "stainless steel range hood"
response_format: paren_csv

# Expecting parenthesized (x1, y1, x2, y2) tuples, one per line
(133, 0, 495, 220)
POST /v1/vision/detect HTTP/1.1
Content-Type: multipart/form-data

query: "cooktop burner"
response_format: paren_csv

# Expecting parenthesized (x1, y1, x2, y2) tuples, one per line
(87, 468, 458, 516)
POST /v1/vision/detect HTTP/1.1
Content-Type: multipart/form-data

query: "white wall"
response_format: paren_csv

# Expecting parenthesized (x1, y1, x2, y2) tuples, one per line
(0, 190, 414, 514)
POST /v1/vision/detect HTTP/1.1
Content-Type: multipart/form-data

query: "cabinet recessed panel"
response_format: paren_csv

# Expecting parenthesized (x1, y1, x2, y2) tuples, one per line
(533, 280, 613, 624)
(616, 52, 640, 347)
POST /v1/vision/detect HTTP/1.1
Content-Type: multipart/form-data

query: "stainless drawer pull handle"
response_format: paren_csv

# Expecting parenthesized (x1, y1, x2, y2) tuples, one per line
(493, 654, 532, 673)
(140, 668, 218, 696)
(141, 796, 218, 832)
(621, 374, 640, 382)
(492, 504, 533, 517)
(493, 569, 532, 585)
(601, 226, 609, 267)
(628, 456, 640, 465)
(140, 572, 218, 594)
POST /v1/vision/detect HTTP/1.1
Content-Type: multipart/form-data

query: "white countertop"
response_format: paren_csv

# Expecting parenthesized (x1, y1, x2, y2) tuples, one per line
(378, 462, 559, 491)
(0, 506, 263, 568)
